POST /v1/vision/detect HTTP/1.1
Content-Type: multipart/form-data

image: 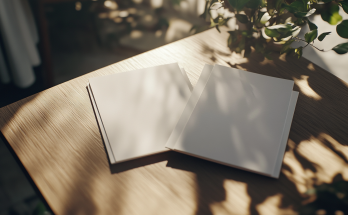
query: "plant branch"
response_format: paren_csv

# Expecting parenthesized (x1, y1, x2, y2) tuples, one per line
(294, 37, 329, 52)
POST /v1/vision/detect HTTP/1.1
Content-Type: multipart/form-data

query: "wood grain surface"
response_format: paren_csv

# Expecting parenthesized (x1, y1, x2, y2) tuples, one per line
(1, 28, 348, 215)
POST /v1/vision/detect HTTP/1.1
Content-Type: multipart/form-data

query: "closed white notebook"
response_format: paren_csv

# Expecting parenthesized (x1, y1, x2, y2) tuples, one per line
(88, 63, 193, 164)
(166, 64, 299, 178)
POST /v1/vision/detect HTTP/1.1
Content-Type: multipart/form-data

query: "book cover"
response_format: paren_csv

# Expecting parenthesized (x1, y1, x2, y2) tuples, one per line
(88, 63, 193, 164)
(166, 64, 298, 178)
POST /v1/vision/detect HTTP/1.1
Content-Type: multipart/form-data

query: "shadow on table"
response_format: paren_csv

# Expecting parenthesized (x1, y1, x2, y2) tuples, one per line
(71, 42, 348, 215)
(166, 153, 301, 215)
(109, 151, 175, 174)
(165, 47, 348, 214)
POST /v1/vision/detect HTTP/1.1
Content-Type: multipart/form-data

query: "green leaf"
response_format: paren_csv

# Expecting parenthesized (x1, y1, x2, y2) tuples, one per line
(267, 24, 292, 30)
(260, 12, 271, 24)
(305, 29, 318, 43)
(267, 0, 284, 14)
(332, 42, 348, 54)
(216, 25, 221, 33)
(257, 11, 266, 22)
(241, 30, 250, 37)
(294, 8, 316, 18)
(264, 50, 273, 60)
(318, 32, 331, 41)
(321, 4, 343, 25)
(236, 14, 249, 23)
(307, 20, 317, 30)
(228, 35, 232, 46)
(282, 2, 316, 18)
(210, 2, 223, 10)
(265, 54, 273, 60)
(265, 27, 281, 37)
(280, 39, 295, 54)
(245, 0, 261, 9)
(210, 18, 217, 27)
(218, 17, 229, 26)
(244, 45, 252, 57)
(228, 0, 251, 11)
(254, 42, 264, 52)
(290, 0, 306, 12)
(340, 2, 348, 14)
(295, 47, 303, 58)
(318, 0, 332, 3)
(282, 3, 296, 13)
(265, 24, 297, 39)
(32, 202, 49, 215)
(291, 26, 301, 37)
(337, 20, 348, 38)
(294, 18, 305, 25)
(267, 0, 276, 15)
(275, 0, 284, 11)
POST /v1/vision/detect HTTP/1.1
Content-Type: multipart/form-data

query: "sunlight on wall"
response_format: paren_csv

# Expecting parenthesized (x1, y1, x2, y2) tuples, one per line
(294, 75, 322, 100)
(210, 180, 250, 214)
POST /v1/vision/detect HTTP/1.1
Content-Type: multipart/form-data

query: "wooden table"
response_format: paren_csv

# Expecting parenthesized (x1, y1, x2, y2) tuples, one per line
(1, 28, 348, 215)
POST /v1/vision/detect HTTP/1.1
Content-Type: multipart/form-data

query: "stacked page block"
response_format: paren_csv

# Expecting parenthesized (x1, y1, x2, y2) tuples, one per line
(88, 63, 298, 178)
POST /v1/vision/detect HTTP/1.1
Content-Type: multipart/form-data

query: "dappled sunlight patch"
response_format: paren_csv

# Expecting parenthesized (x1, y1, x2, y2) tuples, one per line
(256, 194, 295, 215)
(230, 52, 249, 65)
(296, 135, 348, 183)
(307, 63, 316, 71)
(279, 53, 287, 62)
(283, 134, 348, 195)
(294, 75, 322, 100)
(283, 139, 313, 194)
(210, 180, 250, 214)
(259, 56, 274, 66)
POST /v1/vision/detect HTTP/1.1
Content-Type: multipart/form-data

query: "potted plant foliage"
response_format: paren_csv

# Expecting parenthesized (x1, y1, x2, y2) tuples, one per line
(196, 0, 348, 59)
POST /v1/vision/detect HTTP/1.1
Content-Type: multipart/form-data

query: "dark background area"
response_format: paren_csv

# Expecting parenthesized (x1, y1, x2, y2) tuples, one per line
(0, 0, 204, 214)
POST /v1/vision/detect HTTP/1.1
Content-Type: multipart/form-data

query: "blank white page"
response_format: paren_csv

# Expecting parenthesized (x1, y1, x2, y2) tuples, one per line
(89, 63, 192, 163)
(166, 64, 214, 149)
(168, 64, 296, 177)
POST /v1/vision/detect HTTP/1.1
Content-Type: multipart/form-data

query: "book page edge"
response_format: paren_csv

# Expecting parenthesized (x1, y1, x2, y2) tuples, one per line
(271, 91, 299, 178)
(87, 84, 117, 164)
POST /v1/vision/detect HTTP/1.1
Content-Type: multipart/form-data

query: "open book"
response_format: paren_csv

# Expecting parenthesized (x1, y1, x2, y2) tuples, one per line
(165, 64, 299, 178)
(88, 63, 193, 164)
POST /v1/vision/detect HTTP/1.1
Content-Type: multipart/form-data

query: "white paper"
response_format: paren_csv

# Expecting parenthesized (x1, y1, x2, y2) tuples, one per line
(88, 63, 193, 163)
(167, 64, 298, 177)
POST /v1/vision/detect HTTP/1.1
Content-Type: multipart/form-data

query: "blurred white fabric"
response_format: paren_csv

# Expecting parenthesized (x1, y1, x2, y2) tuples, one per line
(0, 0, 40, 88)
